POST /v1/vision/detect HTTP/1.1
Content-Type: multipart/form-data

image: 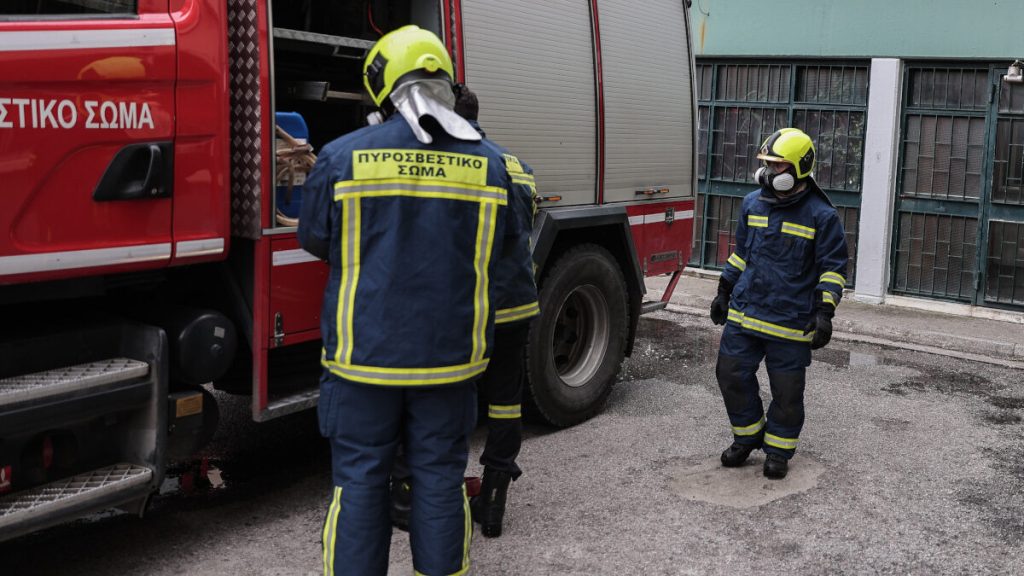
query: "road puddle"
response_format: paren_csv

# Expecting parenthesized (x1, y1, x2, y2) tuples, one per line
(667, 454, 825, 509)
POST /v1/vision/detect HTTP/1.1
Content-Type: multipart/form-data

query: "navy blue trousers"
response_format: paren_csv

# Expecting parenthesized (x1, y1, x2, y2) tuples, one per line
(319, 373, 476, 576)
(478, 322, 529, 479)
(716, 323, 811, 459)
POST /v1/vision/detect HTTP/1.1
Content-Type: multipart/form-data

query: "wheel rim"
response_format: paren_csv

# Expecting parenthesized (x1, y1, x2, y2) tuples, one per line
(551, 284, 609, 388)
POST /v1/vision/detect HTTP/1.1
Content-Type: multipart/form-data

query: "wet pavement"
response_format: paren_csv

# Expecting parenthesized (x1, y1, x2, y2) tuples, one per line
(3, 311, 1024, 575)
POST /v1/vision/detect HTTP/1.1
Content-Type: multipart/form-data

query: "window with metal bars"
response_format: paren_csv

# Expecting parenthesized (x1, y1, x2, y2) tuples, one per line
(986, 221, 1024, 304)
(985, 79, 1024, 305)
(893, 212, 978, 300)
(692, 61, 867, 287)
(893, 66, 989, 302)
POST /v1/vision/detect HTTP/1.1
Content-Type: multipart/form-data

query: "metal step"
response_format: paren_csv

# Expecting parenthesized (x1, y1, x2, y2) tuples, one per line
(0, 464, 153, 540)
(256, 387, 319, 422)
(0, 358, 149, 408)
(641, 300, 669, 314)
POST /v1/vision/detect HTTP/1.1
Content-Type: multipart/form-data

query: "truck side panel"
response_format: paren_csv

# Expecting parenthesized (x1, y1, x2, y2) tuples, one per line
(459, 0, 599, 207)
(0, 7, 177, 283)
(169, 0, 232, 266)
(599, 0, 695, 204)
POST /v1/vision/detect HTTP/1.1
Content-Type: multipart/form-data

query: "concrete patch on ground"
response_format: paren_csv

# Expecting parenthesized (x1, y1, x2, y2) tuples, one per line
(667, 455, 825, 509)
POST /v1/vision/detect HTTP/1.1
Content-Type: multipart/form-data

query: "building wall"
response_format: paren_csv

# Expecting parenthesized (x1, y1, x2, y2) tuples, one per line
(688, 1, 1024, 310)
(691, 0, 1024, 59)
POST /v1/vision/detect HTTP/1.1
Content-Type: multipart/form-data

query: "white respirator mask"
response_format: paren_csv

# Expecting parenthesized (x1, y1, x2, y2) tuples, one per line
(754, 166, 796, 195)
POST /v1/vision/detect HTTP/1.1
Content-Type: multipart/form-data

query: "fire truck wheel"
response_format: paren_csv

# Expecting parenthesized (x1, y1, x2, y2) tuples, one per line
(527, 244, 628, 427)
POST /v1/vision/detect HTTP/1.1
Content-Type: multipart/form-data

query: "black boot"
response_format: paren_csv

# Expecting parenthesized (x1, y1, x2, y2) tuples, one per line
(389, 477, 411, 532)
(763, 453, 788, 479)
(470, 468, 512, 538)
(720, 442, 760, 467)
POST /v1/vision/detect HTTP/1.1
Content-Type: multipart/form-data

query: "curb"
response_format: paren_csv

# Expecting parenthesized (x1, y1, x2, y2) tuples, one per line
(659, 302, 1024, 371)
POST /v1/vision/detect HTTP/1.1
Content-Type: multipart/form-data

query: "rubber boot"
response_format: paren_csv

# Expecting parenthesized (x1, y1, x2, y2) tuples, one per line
(470, 468, 512, 538)
(720, 433, 763, 468)
(763, 453, 788, 479)
(720, 442, 758, 467)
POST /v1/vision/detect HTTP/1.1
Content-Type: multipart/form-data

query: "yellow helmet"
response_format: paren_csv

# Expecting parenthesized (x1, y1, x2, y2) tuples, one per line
(756, 128, 816, 180)
(363, 25, 455, 108)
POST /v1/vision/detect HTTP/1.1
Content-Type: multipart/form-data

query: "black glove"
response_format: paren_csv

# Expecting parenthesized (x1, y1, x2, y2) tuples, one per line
(803, 295, 836, 350)
(709, 278, 733, 326)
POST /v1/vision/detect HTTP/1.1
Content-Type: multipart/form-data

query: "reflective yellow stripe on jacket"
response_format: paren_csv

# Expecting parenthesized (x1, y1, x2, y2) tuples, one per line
(822, 291, 837, 307)
(819, 271, 847, 289)
(495, 301, 540, 324)
(727, 252, 746, 272)
(727, 308, 813, 343)
(321, 352, 490, 387)
(328, 177, 505, 386)
(781, 221, 816, 240)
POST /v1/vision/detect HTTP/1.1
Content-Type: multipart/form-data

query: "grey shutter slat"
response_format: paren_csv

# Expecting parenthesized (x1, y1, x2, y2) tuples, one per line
(598, 0, 694, 202)
(461, 0, 597, 205)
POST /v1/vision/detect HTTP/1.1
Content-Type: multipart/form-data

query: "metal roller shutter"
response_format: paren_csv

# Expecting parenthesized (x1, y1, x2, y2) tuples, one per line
(461, 0, 597, 205)
(598, 0, 694, 203)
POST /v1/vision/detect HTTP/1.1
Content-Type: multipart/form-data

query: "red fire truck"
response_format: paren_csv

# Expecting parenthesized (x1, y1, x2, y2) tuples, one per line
(0, 0, 696, 540)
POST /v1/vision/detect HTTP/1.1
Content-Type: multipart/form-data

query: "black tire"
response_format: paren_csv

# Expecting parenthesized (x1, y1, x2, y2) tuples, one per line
(526, 244, 629, 427)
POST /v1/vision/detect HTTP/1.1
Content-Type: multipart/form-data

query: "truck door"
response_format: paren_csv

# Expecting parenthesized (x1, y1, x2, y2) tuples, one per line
(0, 1, 177, 284)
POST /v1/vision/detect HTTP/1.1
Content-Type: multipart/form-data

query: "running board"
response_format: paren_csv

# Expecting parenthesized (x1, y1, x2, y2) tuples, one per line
(0, 358, 149, 408)
(641, 300, 668, 314)
(255, 387, 319, 422)
(0, 464, 153, 541)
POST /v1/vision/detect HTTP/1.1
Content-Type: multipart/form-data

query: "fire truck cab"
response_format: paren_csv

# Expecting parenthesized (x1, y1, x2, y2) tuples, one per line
(0, 0, 696, 541)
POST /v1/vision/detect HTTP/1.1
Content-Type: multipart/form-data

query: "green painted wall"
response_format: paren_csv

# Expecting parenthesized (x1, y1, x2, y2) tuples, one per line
(691, 0, 1024, 59)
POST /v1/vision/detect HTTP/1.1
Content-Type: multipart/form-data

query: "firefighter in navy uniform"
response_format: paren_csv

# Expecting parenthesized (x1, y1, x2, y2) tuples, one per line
(710, 128, 849, 480)
(388, 84, 540, 539)
(298, 26, 534, 576)
(453, 83, 540, 538)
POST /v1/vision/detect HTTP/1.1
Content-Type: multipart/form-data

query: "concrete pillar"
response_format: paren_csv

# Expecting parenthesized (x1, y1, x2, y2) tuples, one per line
(853, 58, 902, 304)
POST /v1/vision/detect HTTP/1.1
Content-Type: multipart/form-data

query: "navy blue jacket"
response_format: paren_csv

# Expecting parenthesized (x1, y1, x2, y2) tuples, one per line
(298, 115, 534, 386)
(721, 181, 849, 343)
(471, 120, 540, 326)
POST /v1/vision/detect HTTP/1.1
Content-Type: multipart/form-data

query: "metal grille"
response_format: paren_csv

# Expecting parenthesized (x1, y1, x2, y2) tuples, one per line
(907, 68, 989, 111)
(901, 114, 985, 201)
(837, 206, 860, 285)
(794, 109, 866, 191)
(999, 80, 1024, 115)
(696, 63, 713, 101)
(709, 106, 787, 182)
(893, 66, 991, 302)
(993, 118, 1024, 205)
(689, 191, 705, 266)
(693, 60, 867, 278)
(0, 464, 151, 518)
(697, 105, 710, 179)
(699, 195, 744, 268)
(715, 64, 790, 103)
(986, 220, 1024, 304)
(796, 65, 868, 105)
(893, 212, 977, 301)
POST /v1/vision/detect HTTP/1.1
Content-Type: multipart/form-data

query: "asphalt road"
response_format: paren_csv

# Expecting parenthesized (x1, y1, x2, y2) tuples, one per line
(3, 311, 1024, 575)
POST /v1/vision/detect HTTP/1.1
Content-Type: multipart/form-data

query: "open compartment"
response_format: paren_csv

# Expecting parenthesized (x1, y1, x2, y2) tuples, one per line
(269, 0, 443, 227)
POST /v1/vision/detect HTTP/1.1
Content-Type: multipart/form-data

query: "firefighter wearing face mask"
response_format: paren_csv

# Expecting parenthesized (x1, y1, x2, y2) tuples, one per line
(709, 128, 849, 480)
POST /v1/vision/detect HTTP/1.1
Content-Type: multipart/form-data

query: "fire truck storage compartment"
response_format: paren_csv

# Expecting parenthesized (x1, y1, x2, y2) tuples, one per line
(269, 0, 443, 227)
